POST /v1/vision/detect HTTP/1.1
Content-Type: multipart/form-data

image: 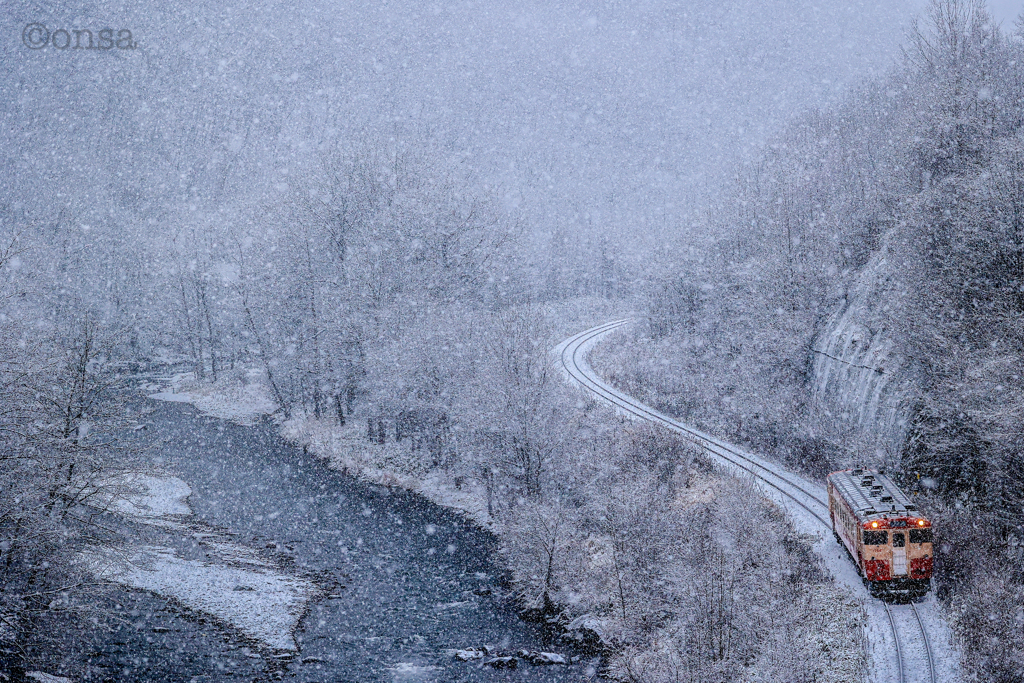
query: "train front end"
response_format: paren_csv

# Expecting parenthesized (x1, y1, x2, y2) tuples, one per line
(860, 515, 933, 598)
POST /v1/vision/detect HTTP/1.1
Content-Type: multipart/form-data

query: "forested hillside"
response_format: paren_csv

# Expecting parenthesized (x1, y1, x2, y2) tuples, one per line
(596, 1, 1024, 679)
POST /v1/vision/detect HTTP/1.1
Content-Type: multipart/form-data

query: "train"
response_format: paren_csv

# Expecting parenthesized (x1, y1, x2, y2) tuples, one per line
(827, 468, 933, 598)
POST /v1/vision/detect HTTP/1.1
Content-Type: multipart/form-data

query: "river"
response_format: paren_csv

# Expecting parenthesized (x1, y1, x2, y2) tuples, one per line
(31, 398, 589, 682)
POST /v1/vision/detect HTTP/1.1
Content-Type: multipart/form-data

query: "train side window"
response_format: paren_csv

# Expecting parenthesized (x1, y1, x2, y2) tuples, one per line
(909, 529, 933, 544)
(892, 532, 905, 548)
(863, 530, 888, 545)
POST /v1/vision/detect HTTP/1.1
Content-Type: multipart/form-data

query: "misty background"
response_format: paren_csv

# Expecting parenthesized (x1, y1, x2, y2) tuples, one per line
(2, 0, 944, 284)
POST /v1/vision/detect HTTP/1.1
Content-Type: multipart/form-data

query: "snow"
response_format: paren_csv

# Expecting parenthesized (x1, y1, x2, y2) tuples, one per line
(149, 369, 494, 532)
(911, 594, 962, 683)
(147, 391, 192, 404)
(84, 470, 314, 651)
(137, 349, 965, 678)
(25, 673, 73, 683)
(0, 610, 16, 644)
(82, 545, 314, 651)
(281, 415, 497, 531)
(106, 474, 192, 521)
(148, 370, 277, 425)
(522, 651, 567, 665)
(388, 662, 440, 682)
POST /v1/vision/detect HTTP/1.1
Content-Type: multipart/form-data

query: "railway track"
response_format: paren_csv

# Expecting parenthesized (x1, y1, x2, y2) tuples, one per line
(883, 602, 937, 683)
(556, 319, 937, 683)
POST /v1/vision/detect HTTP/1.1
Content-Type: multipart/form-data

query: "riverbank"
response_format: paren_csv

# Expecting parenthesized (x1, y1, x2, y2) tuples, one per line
(149, 370, 498, 533)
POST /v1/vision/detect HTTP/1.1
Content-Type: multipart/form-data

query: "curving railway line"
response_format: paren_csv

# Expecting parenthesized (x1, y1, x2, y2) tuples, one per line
(556, 319, 938, 683)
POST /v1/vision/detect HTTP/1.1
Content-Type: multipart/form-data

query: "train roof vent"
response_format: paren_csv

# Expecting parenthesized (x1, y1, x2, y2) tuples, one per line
(860, 477, 874, 486)
(852, 468, 864, 475)
(871, 486, 884, 495)
(880, 495, 894, 503)
(904, 505, 917, 511)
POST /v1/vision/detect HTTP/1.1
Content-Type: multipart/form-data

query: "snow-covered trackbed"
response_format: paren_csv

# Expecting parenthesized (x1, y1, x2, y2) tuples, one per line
(555, 319, 952, 683)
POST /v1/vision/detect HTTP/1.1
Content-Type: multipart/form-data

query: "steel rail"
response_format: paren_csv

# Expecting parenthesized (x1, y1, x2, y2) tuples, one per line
(558, 319, 937, 683)
(885, 604, 906, 683)
(559, 320, 831, 526)
(910, 603, 937, 683)
(563, 320, 832, 509)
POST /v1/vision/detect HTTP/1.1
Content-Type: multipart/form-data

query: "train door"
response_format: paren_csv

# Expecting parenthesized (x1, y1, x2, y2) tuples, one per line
(892, 531, 907, 576)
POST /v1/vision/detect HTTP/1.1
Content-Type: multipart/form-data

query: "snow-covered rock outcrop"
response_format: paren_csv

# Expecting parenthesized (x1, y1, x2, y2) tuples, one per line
(810, 252, 921, 463)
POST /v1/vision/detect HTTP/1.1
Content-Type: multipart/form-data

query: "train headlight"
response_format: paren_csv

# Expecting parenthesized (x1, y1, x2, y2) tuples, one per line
(918, 520, 926, 526)
(871, 521, 879, 528)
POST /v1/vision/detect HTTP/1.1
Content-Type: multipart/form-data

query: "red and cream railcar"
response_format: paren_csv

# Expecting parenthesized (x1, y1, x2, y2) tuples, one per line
(827, 468, 933, 598)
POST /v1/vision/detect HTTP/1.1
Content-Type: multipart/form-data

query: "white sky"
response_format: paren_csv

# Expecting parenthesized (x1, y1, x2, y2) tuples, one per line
(910, 0, 1022, 26)
(989, 0, 1023, 25)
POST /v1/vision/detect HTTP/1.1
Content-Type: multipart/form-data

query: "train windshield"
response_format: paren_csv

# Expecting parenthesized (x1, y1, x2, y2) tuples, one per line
(863, 530, 888, 545)
(892, 532, 905, 547)
(909, 529, 933, 544)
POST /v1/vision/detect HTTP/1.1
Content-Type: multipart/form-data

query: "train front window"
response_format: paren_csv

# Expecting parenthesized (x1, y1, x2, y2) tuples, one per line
(863, 530, 888, 545)
(909, 529, 933, 544)
(892, 532, 905, 547)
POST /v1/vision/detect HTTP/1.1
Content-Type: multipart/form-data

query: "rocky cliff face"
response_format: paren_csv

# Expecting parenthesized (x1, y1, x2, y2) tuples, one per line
(809, 252, 921, 465)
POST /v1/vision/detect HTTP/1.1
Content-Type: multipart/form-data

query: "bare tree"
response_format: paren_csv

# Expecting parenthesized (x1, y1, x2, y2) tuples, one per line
(480, 306, 564, 499)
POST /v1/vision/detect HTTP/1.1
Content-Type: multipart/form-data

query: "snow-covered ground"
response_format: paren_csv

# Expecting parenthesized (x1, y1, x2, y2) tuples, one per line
(84, 470, 315, 652)
(82, 543, 312, 651)
(786, 496, 959, 683)
(102, 473, 192, 523)
(25, 673, 73, 683)
(146, 368, 277, 426)
(387, 662, 441, 682)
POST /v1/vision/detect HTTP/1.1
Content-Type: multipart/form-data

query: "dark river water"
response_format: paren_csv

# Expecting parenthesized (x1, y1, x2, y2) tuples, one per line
(29, 399, 590, 682)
